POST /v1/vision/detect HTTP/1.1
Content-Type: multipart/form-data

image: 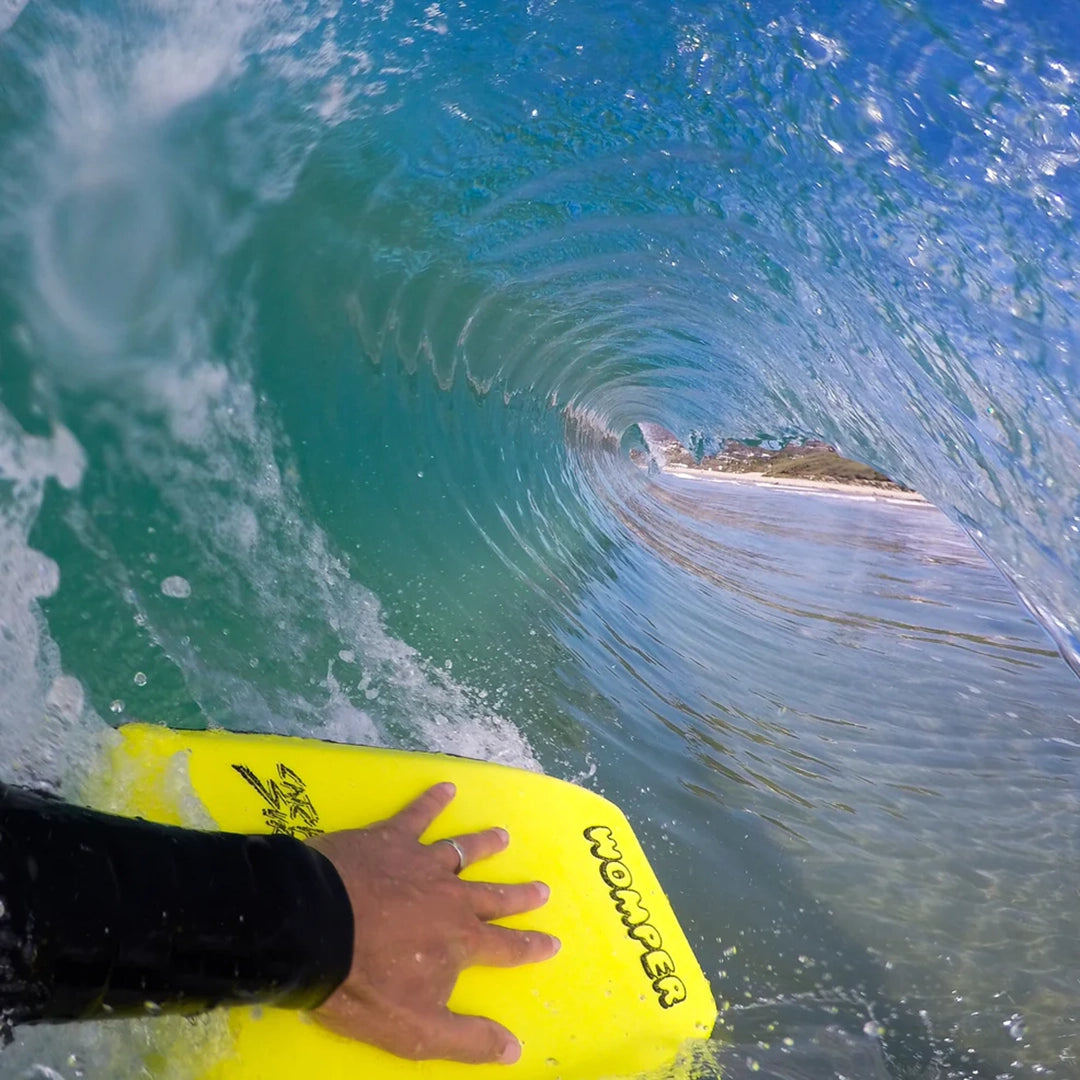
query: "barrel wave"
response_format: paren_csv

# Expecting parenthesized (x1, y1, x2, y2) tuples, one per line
(1, 0, 1079, 1077)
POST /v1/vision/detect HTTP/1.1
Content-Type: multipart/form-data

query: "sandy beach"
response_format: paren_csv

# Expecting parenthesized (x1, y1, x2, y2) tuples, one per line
(661, 463, 932, 506)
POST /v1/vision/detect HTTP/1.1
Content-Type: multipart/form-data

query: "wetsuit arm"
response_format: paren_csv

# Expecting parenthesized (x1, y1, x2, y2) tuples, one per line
(0, 782, 353, 1030)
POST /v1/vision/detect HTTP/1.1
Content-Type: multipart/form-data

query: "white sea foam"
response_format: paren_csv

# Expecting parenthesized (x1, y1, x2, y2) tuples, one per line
(125, 350, 540, 770)
(0, 0, 26, 35)
(0, 408, 105, 792)
(7, 0, 361, 369)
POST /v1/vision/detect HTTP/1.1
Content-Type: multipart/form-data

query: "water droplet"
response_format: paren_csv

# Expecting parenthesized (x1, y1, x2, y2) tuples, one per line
(110, 699, 125, 713)
(133, 672, 147, 687)
(161, 575, 192, 599)
(1004, 1014, 1025, 1041)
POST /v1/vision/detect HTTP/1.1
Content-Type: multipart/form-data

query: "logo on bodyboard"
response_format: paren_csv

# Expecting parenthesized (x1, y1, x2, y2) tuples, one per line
(232, 762, 323, 839)
(584, 825, 687, 1009)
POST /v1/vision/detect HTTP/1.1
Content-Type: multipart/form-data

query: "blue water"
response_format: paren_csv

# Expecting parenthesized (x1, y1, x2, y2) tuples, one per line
(1, 0, 1080, 1076)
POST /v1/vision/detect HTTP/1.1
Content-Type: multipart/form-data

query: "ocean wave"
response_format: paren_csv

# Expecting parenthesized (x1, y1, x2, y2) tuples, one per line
(1, 0, 1080, 1075)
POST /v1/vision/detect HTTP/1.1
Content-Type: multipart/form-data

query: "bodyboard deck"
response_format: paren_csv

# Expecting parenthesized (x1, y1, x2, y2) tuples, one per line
(88, 725, 716, 1079)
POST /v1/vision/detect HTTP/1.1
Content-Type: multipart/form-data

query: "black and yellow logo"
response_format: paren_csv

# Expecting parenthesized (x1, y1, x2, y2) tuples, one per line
(584, 825, 687, 1009)
(233, 762, 323, 840)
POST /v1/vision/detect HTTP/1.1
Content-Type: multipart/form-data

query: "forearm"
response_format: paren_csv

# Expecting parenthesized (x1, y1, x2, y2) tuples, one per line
(0, 782, 353, 1028)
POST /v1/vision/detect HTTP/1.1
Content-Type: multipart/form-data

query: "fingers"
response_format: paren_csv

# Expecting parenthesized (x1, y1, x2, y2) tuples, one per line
(392, 782, 456, 837)
(471, 924, 562, 968)
(431, 825, 509, 872)
(425, 1011, 522, 1065)
(467, 880, 550, 921)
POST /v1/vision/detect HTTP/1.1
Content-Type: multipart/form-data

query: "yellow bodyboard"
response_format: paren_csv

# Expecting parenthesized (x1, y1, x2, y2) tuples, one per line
(88, 725, 716, 1079)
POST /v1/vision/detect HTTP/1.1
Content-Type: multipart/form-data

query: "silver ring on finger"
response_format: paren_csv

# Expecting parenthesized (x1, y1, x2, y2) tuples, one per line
(436, 836, 468, 874)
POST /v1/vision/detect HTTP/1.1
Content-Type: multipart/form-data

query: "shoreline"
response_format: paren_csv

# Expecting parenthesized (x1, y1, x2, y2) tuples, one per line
(660, 463, 932, 506)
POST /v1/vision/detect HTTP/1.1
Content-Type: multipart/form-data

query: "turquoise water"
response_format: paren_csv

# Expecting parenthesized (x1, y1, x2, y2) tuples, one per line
(1, 0, 1080, 1076)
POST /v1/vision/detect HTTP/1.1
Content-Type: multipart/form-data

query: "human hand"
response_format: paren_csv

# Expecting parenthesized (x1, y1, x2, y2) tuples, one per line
(307, 782, 559, 1064)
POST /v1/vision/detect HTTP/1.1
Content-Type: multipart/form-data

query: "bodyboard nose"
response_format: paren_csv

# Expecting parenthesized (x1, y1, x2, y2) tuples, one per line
(89, 724, 718, 1080)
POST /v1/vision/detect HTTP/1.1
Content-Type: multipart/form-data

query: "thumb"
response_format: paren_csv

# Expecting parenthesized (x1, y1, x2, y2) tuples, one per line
(428, 1011, 522, 1065)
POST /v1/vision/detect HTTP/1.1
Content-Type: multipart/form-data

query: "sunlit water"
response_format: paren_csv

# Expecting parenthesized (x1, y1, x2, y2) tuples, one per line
(1, 0, 1079, 1076)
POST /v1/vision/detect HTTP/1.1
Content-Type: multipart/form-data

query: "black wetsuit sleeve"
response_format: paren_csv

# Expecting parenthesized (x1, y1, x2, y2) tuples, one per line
(0, 782, 353, 1028)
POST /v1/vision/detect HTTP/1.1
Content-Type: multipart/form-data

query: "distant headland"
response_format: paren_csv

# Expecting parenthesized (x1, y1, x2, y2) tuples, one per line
(634, 425, 928, 505)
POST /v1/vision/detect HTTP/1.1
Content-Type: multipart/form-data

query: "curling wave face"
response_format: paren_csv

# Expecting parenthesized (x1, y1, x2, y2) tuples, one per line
(0, 0, 1079, 1076)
